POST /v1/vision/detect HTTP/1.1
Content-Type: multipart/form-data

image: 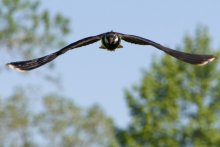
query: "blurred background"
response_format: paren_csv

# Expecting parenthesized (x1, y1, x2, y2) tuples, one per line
(1, 0, 220, 146)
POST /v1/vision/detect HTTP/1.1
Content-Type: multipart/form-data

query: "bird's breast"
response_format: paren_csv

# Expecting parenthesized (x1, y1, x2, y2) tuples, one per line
(101, 38, 121, 51)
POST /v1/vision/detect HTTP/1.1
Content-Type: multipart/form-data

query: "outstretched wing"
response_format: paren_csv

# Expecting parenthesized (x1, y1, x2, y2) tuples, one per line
(6, 34, 102, 72)
(119, 33, 216, 65)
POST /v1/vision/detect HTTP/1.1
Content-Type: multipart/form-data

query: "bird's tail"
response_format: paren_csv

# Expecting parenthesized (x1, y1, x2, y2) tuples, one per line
(6, 52, 58, 72)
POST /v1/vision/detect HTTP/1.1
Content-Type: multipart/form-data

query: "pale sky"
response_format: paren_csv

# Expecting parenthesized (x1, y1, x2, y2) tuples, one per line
(1, 0, 220, 127)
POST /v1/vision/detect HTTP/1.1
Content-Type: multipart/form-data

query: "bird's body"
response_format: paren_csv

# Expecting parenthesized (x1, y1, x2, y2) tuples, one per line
(100, 31, 122, 51)
(6, 31, 216, 72)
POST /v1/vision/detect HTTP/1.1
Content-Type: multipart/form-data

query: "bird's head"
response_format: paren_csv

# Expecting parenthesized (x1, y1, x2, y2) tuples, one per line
(104, 32, 120, 45)
(101, 32, 121, 51)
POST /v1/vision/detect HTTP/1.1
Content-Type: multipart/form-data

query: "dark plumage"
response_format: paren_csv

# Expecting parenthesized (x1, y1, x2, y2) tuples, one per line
(6, 31, 216, 72)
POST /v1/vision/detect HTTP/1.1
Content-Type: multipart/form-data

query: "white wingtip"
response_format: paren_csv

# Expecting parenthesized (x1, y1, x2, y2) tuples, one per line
(6, 64, 26, 72)
(197, 57, 216, 66)
(209, 57, 216, 62)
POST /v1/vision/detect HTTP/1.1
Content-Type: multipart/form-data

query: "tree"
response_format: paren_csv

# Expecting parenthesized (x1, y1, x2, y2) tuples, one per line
(36, 95, 119, 147)
(0, 89, 119, 147)
(0, 1, 119, 146)
(0, 0, 69, 69)
(116, 27, 220, 147)
(0, 89, 34, 147)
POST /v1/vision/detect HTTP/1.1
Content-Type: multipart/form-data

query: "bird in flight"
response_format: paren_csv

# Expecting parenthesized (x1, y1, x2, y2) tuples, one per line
(6, 31, 216, 72)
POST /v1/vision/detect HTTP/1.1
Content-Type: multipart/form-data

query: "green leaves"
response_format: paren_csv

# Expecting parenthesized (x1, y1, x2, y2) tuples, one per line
(0, 91, 119, 147)
(0, 0, 70, 59)
(117, 26, 220, 146)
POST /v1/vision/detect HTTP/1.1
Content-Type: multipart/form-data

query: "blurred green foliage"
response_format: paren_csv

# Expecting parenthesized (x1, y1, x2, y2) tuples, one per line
(0, 0, 70, 59)
(0, 0, 119, 146)
(0, 90, 119, 147)
(0, 0, 71, 82)
(1, 0, 220, 146)
(116, 27, 220, 147)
